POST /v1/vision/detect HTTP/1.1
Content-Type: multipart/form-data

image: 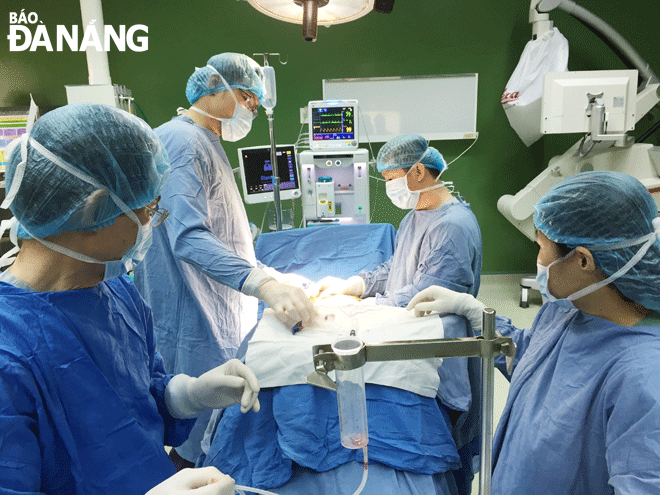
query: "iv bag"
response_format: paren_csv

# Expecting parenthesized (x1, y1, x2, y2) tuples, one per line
(262, 66, 277, 110)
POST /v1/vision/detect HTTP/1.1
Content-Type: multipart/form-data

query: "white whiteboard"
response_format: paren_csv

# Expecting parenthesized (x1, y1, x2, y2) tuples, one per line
(323, 74, 478, 142)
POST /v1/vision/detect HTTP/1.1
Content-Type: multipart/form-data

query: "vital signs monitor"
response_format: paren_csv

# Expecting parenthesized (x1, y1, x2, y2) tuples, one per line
(308, 100, 359, 151)
(238, 144, 302, 204)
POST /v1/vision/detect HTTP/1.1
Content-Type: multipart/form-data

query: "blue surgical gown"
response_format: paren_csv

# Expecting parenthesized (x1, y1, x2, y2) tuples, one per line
(492, 300, 660, 494)
(0, 275, 195, 495)
(134, 116, 259, 462)
(361, 197, 482, 307)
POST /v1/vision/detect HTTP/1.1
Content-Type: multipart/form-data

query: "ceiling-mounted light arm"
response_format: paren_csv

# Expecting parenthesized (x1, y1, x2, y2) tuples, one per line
(532, 0, 659, 87)
(294, 0, 329, 42)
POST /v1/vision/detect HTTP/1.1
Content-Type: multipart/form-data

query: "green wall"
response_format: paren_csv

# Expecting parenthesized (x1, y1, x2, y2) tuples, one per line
(2, 0, 659, 272)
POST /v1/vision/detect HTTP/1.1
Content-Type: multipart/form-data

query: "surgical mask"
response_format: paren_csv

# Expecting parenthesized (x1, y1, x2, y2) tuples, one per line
(535, 221, 660, 303)
(385, 149, 447, 209)
(28, 220, 153, 281)
(188, 72, 256, 142)
(535, 256, 568, 302)
(1, 134, 155, 280)
(220, 100, 255, 142)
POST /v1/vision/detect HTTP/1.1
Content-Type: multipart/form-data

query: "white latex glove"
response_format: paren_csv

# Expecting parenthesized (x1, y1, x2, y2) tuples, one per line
(242, 268, 315, 327)
(406, 286, 487, 333)
(258, 279, 315, 327)
(165, 359, 260, 418)
(145, 467, 235, 495)
(316, 276, 366, 299)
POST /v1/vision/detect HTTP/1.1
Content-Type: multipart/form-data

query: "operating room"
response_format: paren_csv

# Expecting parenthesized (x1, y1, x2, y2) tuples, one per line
(1, 0, 659, 494)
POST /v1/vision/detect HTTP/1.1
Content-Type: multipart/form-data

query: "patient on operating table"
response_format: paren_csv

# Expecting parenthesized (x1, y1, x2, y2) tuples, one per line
(199, 285, 473, 495)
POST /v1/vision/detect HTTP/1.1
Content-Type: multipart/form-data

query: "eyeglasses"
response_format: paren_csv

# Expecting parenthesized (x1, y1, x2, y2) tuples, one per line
(237, 89, 259, 114)
(144, 202, 169, 227)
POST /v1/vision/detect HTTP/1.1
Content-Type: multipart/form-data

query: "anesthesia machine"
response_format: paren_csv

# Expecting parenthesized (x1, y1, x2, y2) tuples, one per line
(299, 100, 370, 226)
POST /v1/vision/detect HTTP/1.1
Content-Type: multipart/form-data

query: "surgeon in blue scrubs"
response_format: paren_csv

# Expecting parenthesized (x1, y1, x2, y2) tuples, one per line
(318, 134, 482, 306)
(0, 104, 260, 495)
(134, 54, 315, 468)
(408, 171, 660, 494)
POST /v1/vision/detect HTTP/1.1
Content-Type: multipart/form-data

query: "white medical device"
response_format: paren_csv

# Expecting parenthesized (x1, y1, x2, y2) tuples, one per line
(541, 70, 637, 137)
(237, 144, 302, 204)
(498, 1, 660, 241)
(300, 99, 368, 226)
(65, 84, 135, 113)
(308, 100, 359, 151)
(300, 148, 370, 226)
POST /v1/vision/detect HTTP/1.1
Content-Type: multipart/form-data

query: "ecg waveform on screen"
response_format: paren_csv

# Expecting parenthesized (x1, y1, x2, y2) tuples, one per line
(312, 107, 355, 139)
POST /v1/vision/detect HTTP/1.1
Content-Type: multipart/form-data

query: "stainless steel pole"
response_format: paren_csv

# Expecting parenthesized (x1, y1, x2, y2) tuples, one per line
(267, 110, 282, 231)
(479, 308, 496, 495)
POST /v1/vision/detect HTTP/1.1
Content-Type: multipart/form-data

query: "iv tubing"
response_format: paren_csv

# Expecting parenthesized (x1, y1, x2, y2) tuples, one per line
(352, 446, 369, 495)
(235, 485, 279, 495)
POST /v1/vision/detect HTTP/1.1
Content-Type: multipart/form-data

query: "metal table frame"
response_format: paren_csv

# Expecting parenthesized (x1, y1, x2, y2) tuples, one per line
(306, 309, 515, 495)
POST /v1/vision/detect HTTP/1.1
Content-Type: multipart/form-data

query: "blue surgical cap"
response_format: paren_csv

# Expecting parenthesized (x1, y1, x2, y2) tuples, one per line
(186, 65, 225, 105)
(534, 171, 660, 311)
(206, 53, 265, 104)
(376, 135, 447, 174)
(5, 103, 170, 239)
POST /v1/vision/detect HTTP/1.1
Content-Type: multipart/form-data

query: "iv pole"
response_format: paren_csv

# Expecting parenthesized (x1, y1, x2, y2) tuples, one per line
(256, 53, 283, 231)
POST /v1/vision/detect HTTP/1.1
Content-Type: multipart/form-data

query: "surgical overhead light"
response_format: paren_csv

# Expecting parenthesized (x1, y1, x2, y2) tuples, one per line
(244, 0, 376, 42)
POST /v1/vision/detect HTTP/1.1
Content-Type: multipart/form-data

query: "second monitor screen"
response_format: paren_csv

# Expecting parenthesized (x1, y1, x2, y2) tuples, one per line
(243, 146, 298, 195)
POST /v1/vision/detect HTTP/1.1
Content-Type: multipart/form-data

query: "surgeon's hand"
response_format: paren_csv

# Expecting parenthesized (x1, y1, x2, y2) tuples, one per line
(406, 286, 487, 333)
(146, 467, 235, 495)
(316, 276, 366, 299)
(258, 279, 315, 327)
(165, 359, 260, 418)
